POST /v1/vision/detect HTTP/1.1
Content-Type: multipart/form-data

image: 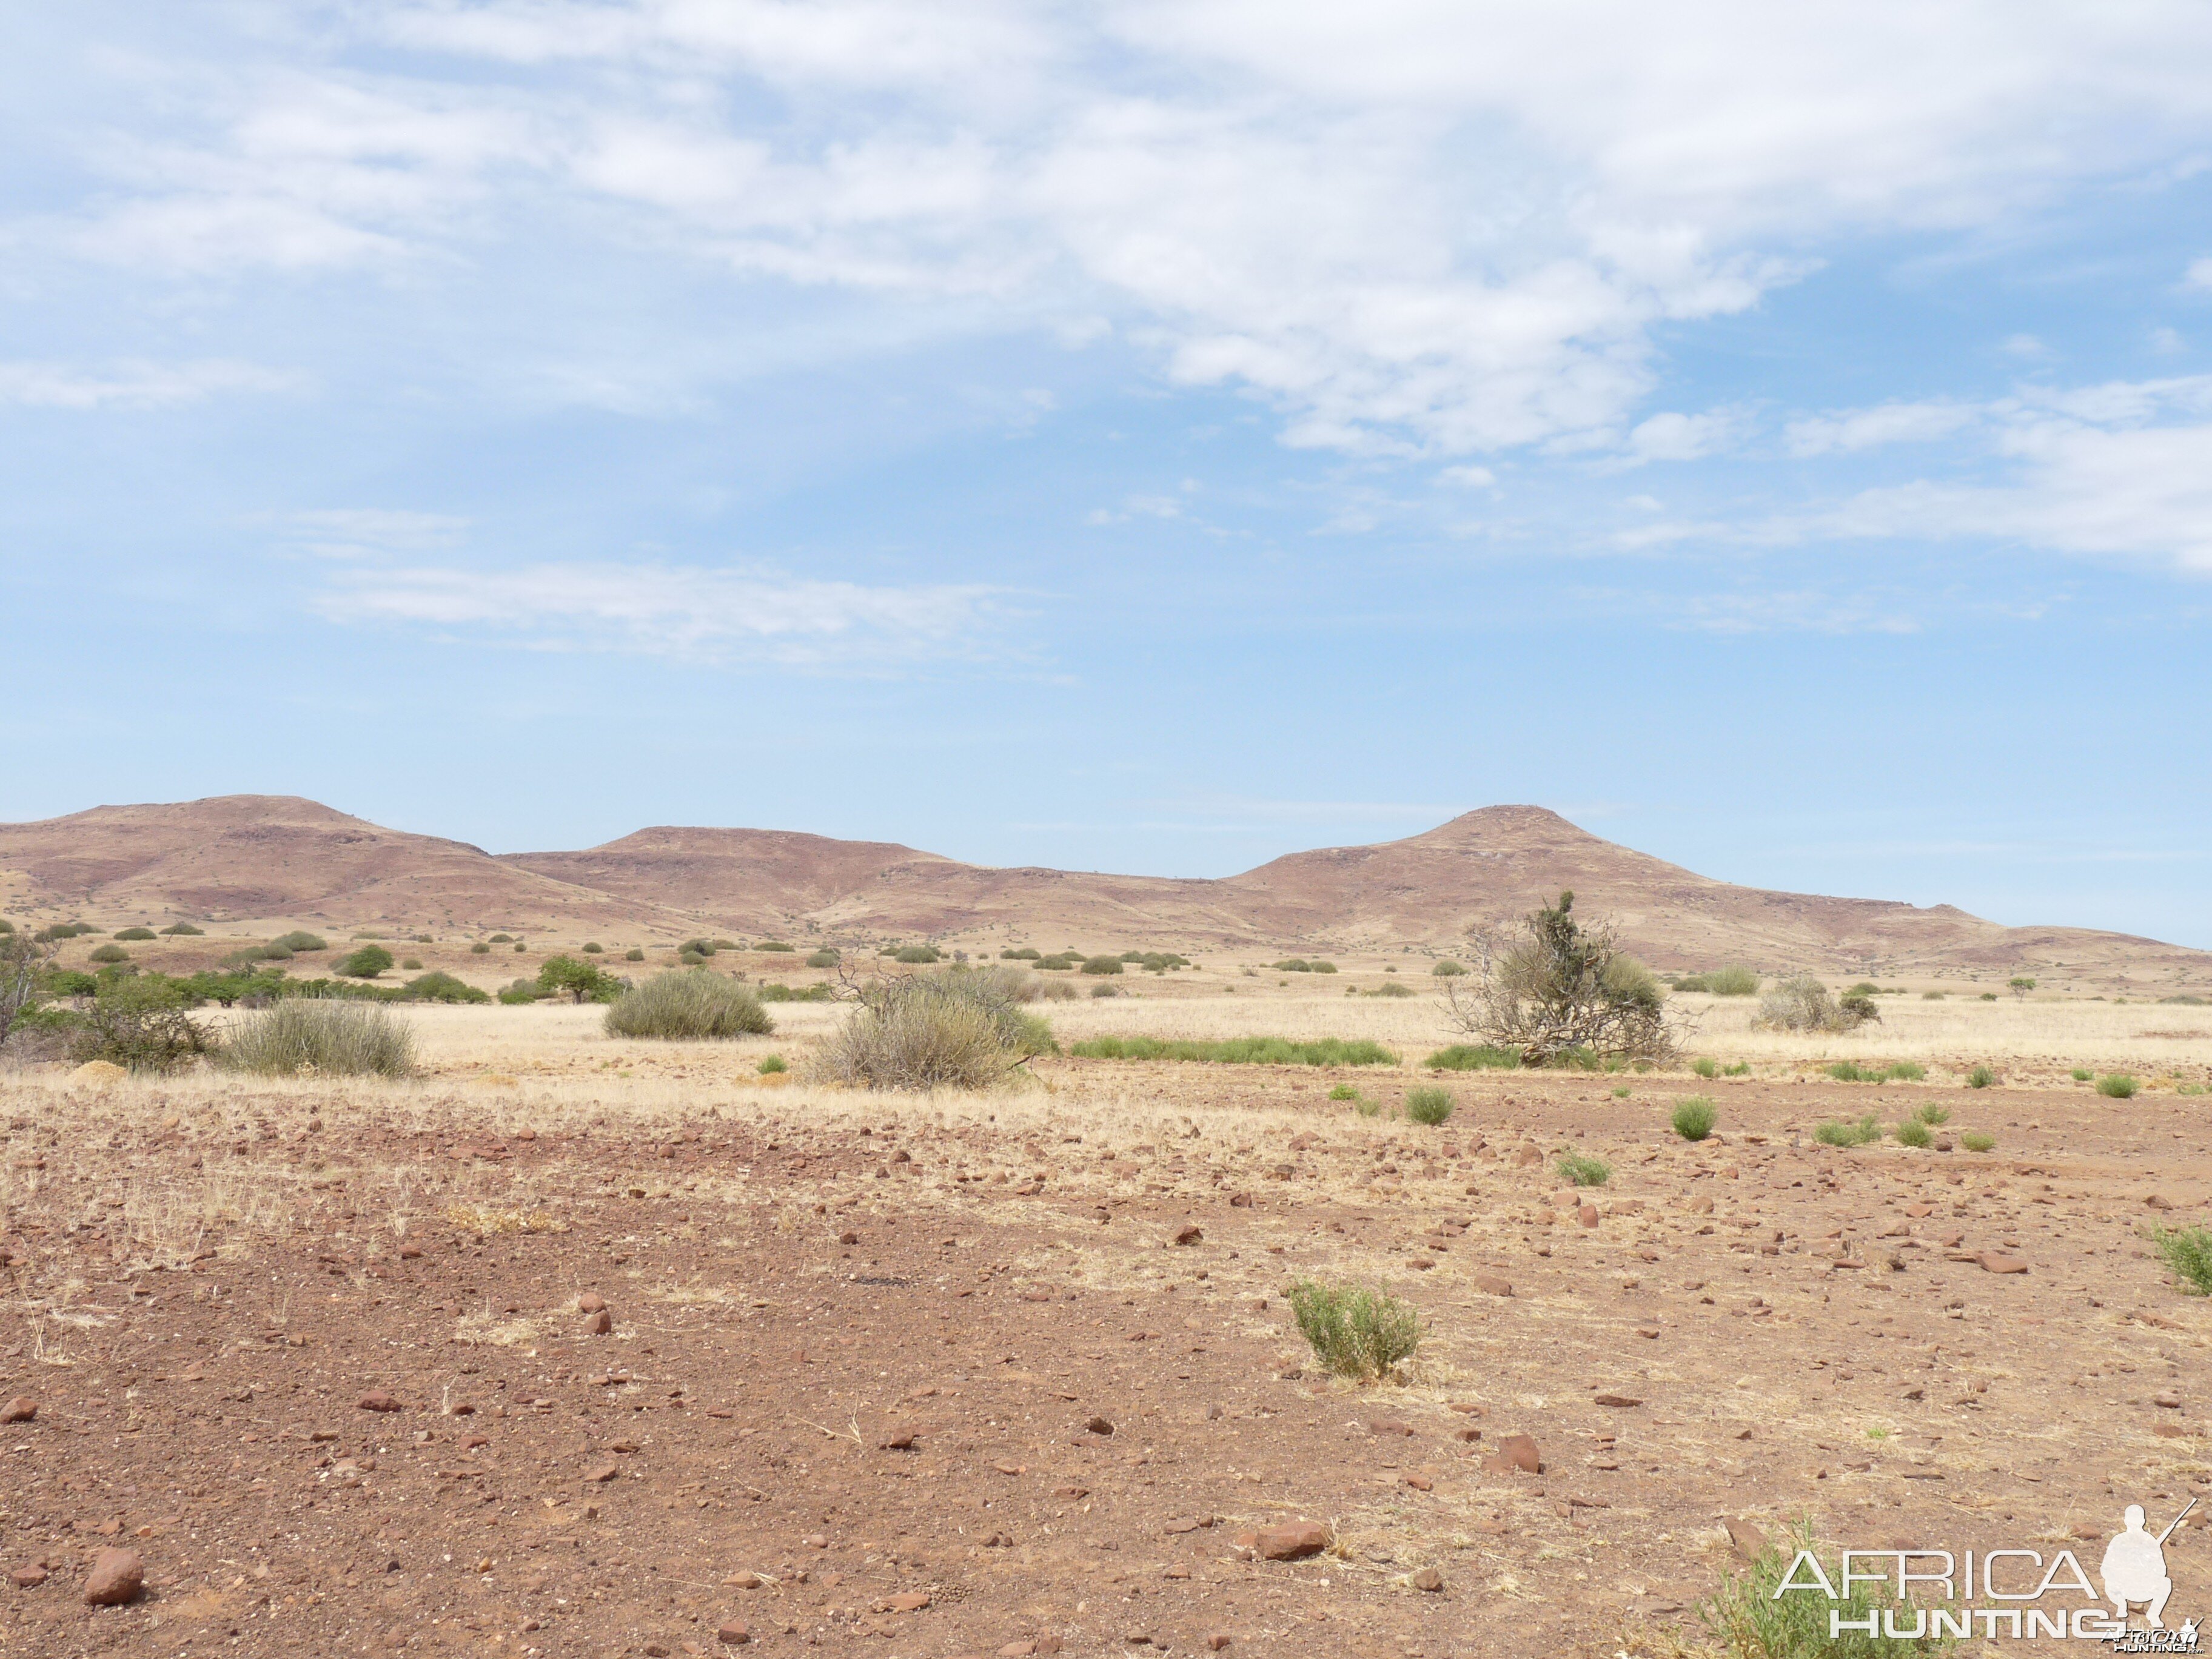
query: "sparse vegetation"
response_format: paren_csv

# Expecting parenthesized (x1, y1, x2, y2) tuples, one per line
(1327, 1083, 1359, 1101)
(1430, 959, 1466, 977)
(1287, 1280, 1422, 1382)
(218, 1000, 420, 1078)
(2096, 1072, 2137, 1098)
(1672, 1096, 1717, 1141)
(1697, 1520, 1950, 1658)
(817, 968, 1054, 1091)
(1070, 1036, 1398, 1067)
(757, 982, 837, 1002)
(334, 943, 394, 979)
(1965, 1065, 1995, 1089)
(1814, 1114, 1883, 1147)
(113, 927, 156, 941)
(2008, 976, 2036, 997)
(1362, 980, 1416, 997)
(400, 956, 423, 971)
(471, 942, 492, 954)
(1894, 1117, 1932, 1148)
(1960, 1131, 1995, 1152)
(1001, 948, 1041, 960)
(602, 972, 774, 1040)
(2149, 1224, 2212, 1296)
(1921, 990, 1946, 1000)
(757, 940, 794, 953)
(1675, 965, 1760, 996)
(1441, 891, 1674, 1065)
(1825, 1060, 1925, 1083)
(625, 948, 645, 962)
(581, 942, 603, 954)
(399, 971, 489, 1004)
(1757, 975, 1876, 1033)
(805, 949, 839, 968)
(1423, 1042, 1523, 1071)
(2070, 1066, 2093, 1081)
(88, 942, 129, 964)
(1081, 954, 1124, 975)
(894, 944, 943, 964)
(1404, 1085, 1453, 1125)
(272, 931, 327, 953)
(1915, 1104, 1950, 1125)
(1691, 1056, 1719, 1079)
(1270, 958, 1338, 974)
(0, 931, 56, 1052)
(1556, 1151, 1610, 1187)
(757, 1054, 788, 1074)
(158, 922, 204, 936)
(69, 976, 213, 1073)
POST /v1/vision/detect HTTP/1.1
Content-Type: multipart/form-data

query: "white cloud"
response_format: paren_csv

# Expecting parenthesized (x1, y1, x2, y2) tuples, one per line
(280, 509, 472, 560)
(1438, 464, 1496, 487)
(0, 358, 297, 410)
(26, 1, 2212, 463)
(1625, 407, 1746, 462)
(1785, 400, 1977, 455)
(2188, 256, 2212, 290)
(317, 561, 1006, 663)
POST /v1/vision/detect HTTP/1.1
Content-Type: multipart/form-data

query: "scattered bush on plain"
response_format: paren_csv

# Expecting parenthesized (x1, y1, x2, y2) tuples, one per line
(219, 999, 419, 1078)
(1287, 1280, 1421, 1382)
(603, 971, 774, 1040)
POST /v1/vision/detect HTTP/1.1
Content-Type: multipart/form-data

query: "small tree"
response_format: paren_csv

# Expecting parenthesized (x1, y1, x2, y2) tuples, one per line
(0, 933, 56, 1051)
(335, 943, 395, 979)
(2008, 976, 2036, 999)
(1441, 890, 1676, 1065)
(537, 954, 620, 1004)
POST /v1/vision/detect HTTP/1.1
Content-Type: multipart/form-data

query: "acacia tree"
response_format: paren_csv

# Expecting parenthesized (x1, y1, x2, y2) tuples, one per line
(1441, 890, 1677, 1065)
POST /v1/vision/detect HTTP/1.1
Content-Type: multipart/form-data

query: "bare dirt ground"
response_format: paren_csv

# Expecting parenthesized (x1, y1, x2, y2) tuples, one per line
(2, 992, 2208, 1659)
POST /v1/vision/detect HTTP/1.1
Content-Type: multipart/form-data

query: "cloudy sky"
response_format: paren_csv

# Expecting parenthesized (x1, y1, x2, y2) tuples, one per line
(5, 1, 2212, 943)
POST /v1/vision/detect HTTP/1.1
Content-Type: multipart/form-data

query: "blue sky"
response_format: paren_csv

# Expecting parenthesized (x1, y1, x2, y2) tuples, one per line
(5, 2, 2212, 944)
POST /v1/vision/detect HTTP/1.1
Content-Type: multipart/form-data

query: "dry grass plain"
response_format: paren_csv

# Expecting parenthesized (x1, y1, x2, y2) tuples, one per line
(2, 977, 2209, 1659)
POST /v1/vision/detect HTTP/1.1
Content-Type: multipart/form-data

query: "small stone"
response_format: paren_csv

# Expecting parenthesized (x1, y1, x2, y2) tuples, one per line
(1174, 1224, 1202, 1245)
(802, 1534, 828, 1550)
(584, 1461, 618, 1483)
(587, 1309, 614, 1335)
(879, 1432, 917, 1450)
(1207, 1635, 1233, 1651)
(839, 1231, 859, 1246)
(716, 1620, 751, 1644)
(10, 1564, 48, 1588)
(576, 1293, 607, 1313)
(2153, 1391, 2182, 1409)
(1725, 1518, 1769, 1561)
(1513, 1145, 1540, 1167)
(1592, 1393, 1643, 1409)
(887, 1591, 930, 1612)
(1409, 1566, 1444, 1592)
(1472, 1274, 1513, 1298)
(999, 1644, 1038, 1657)
(1254, 1521, 1329, 1560)
(1085, 1416, 1114, 1436)
(82, 1549, 142, 1607)
(1979, 1253, 2029, 1275)
(358, 1390, 402, 1413)
(1367, 1418, 1413, 1437)
(1404, 1474, 1433, 1491)
(0, 1397, 36, 1425)
(1578, 1204, 1599, 1228)
(723, 1572, 769, 1589)
(1484, 1434, 1541, 1474)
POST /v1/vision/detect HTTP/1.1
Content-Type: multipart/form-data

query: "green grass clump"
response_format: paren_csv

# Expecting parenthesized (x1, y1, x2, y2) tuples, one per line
(2070, 1066, 2093, 1082)
(1697, 1520, 1951, 1658)
(756, 940, 794, 952)
(1423, 1043, 1523, 1071)
(1723, 1061, 1751, 1076)
(757, 1054, 788, 1074)
(219, 999, 419, 1078)
(2150, 1224, 2212, 1296)
(1960, 1130, 1995, 1153)
(805, 949, 839, 968)
(894, 944, 942, 964)
(1404, 1085, 1454, 1126)
(603, 971, 774, 1040)
(1814, 1113, 1883, 1148)
(335, 943, 394, 979)
(1556, 1151, 1611, 1187)
(1287, 1280, 1422, 1381)
(1362, 980, 1417, 997)
(1921, 990, 1946, 1000)
(1691, 1057, 1719, 1079)
(2096, 1073, 2138, 1098)
(1430, 959, 1466, 977)
(1826, 1060, 1926, 1083)
(113, 927, 156, 941)
(1070, 1035, 1398, 1067)
(1706, 965, 1760, 996)
(1914, 1104, 1950, 1126)
(1894, 1117, 1932, 1148)
(88, 943, 129, 964)
(1327, 1082, 1359, 1101)
(1965, 1065, 1995, 1089)
(1671, 1096, 1717, 1141)
(158, 922, 204, 936)
(1080, 954, 1125, 975)
(625, 948, 645, 962)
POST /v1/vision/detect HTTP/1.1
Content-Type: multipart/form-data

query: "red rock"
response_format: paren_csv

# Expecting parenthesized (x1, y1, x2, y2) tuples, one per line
(1404, 1474, 1433, 1491)
(1725, 1518, 1769, 1561)
(1484, 1434, 1541, 1473)
(1979, 1253, 2029, 1275)
(576, 1293, 606, 1313)
(887, 1591, 930, 1612)
(587, 1309, 614, 1335)
(9, 1564, 47, 1588)
(1472, 1275, 1513, 1298)
(584, 1461, 618, 1483)
(0, 1397, 34, 1425)
(1367, 1418, 1413, 1436)
(1592, 1393, 1643, 1408)
(716, 1620, 751, 1644)
(358, 1390, 402, 1413)
(878, 1432, 917, 1450)
(839, 1231, 859, 1246)
(1254, 1521, 1329, 1560)
(1207, 1637, 1233, 1652)
(802, 1534, 828, 1550)
(1410, 1565, 1444, 1592)
(82, 1549, 142, 1607)
(1085, 1416, 1114, 1436)
(2153, 1391, 2182, 1409)
(1513, 1145, 1540, 1167)
(1174, 1225, 1202, 1245)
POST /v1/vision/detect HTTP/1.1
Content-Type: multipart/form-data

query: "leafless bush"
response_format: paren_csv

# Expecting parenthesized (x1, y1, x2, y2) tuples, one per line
(1440, 890, 1679, 1065)
(817, 967, 1056, 1091)
(1755, 974, 1877, 1034)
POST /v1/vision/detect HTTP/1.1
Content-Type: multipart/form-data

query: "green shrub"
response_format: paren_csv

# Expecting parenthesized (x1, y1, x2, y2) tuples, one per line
(1423, 1042, 1522, 1071)
(88, 943, 129, 964)
(273, 932, 327, 953)
(537, 955, 621, 1004)
(1690, 1056, 1719, 1079)
(622, 947, 644, 962)
(514, 942, 528, 953)
(1915, 1104, 1949, 1126)
(36, 922, 96, 942)
(1089, 981, 1121, 997)
(757, 940, 794, 953)
(1556, 1151, 1610, 1187)
(1432, 960, 1466, 977)
(1327, 1083, 1359, 1101)
(1070, 1035, 1398, 1067)
(1922, 990, 1945, 1000)
(1723, 1061, 1751, 1076)
(758, 981, 836, 1003)
(2150, 1224, 2212, 1296)
(2096, 1073, 2137, 1099)
(1671, 1096, 1717, 1141)
(817, 970, 1053, 1090)
(113, 927, 156, 941)
(580, 942, 603, 954)
(471, 942, 492, 954)
(400, 956, 423, 971)
(334, 943, 394, 979)
(894, 944, 943, 964)
(805, 949, 839, 968)
(1270, 958, 1337, 973)
(398, 971, 489, 1004)
(69, 976, 212, 1073)
(1081, 954, 1125, 976)
(1895, 1118, 1932, 1148)
(1960, 1131, 1995, 1152)
(1287, 1280, 1421, 1381)
(603, 971, 774, 1039)
(1979, 991, 1997, 1001)
(757, 1054, 788, 1074)
(1404, 1085, 1453, 1126)
(489, 933, 515, 944)
(0, 919, 13, 934)
(2070, 1066, 2093, 1081)
(1362, 980, 1416, 997)
(1814, 1114, 1883, 1147)
(219, 999, 419, 1078)
(1707, 965, 1760, 996)
(1826, 1060, 1926, 1084)
(1965, 1065, 1995, 1089)
(1697, 1520, 1950, 1659)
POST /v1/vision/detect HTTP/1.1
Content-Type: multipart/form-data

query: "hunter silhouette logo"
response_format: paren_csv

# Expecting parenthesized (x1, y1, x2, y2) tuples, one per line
(1771, 1495, 2199, 1645)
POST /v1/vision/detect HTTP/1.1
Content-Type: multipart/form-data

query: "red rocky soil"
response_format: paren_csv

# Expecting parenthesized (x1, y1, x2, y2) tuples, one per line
(1, 1062, 2208, 1657)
